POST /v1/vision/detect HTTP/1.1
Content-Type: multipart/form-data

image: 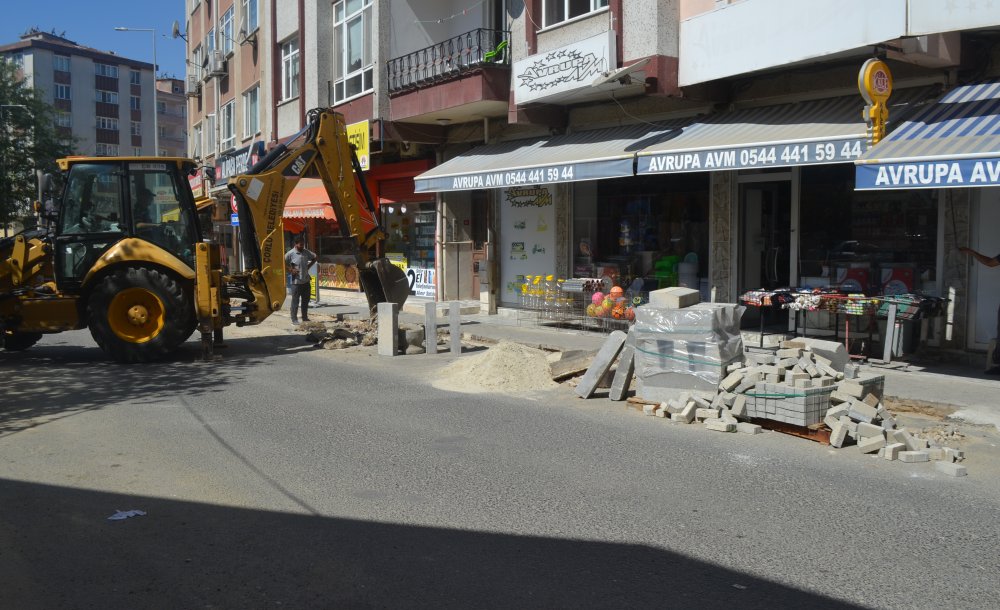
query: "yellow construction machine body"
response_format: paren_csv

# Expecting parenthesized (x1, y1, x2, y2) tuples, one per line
(0, 109, 408, 361)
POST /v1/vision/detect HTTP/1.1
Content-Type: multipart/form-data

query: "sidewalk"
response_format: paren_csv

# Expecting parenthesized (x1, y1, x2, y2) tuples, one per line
(295, 291, 1000, 428)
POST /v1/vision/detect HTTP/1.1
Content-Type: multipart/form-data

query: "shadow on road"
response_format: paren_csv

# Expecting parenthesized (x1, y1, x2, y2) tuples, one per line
(0, 331, 314, 438)
(0, 477, 860, 609)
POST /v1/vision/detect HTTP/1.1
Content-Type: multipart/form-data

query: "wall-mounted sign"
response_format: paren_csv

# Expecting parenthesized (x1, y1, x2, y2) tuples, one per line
(513, 31, 614, 105)
(347, 120, 370, 171)
(214, 141, 265, 184)
(638, 138, 867, 175)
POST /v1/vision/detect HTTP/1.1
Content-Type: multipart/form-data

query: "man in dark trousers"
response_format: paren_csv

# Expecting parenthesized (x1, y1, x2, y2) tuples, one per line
(960, 246, 1000, 369)
(284, 236, 317, 324)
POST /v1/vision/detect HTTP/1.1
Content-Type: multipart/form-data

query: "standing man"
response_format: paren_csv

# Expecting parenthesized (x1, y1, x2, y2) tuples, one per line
(959, 246, 1000, 369)
(285, 236, 317, 324)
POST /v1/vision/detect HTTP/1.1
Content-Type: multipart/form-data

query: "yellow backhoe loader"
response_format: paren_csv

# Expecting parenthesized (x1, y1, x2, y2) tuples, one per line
(0, 108, 409, 362)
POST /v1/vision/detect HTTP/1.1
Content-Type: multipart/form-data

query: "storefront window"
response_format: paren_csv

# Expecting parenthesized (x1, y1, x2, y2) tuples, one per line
(800, 165, 937, 295)
(383, 201, 436, 297)
(574, 175, 710, 302)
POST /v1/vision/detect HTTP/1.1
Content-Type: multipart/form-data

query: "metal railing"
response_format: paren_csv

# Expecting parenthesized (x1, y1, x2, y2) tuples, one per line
(386, 28, 510, 94)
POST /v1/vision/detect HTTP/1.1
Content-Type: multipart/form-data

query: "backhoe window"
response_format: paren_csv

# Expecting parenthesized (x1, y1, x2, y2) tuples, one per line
(59, 164, 124, 235)
(128, 163, 197, 267)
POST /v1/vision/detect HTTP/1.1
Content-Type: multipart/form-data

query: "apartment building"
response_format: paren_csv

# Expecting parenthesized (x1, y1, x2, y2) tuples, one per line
(0, 29, 157, 157)
(185, 0, 268, 269)
(157, 78, 189, 158)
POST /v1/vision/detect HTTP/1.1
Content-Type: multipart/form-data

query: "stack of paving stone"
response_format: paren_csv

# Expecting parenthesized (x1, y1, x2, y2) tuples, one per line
(634, 339, 968, 476)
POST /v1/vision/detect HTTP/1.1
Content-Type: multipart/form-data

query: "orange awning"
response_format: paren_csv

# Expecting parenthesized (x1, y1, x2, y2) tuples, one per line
(284, 179, 336, 220)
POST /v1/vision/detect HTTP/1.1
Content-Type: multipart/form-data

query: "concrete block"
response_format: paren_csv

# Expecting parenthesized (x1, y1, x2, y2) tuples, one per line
(935, 462, 968, 477)
(839, 381, 867, 399)
(710, 393, 724, 409)
(812, 353, 833, 368)
(575, 330, 628, 399)
(720, 371, 744, 392)
(926, 446, 945, 461)
(704, 419, 736, 432)
(797, 337, 850, 371)
(654, 407, 668, 418)
(862, 393, 881, 408)
(737, 422, 763, 434)
(902, 431, 925, 452)
(858, 434, 886, 454)
(899, 450, 930, 463)
(690, 394, 713, 409)
(720, 409, 739, 424)
(877, 448, 885, 458)
(721, 392, 737, 407)
(776, 348, 802, 359)
(781, 339, 808, 349)
(843, 362, 861, 379)
(695, 407, 721, 421)
(942, 447, 961, 462)
(887, 428, 910, 445)
(848, 401, 879, 423)
(794, 379, 813, 389)
(830, 422, 848, 448)
(377, 302, 400, 356)
(879, 411, 898, 430)
(608, 334, 636, 401)
(816, 362, 839, 378)
(423, 302, 438, 355)
(856, 422, 885, 439)
(805, 364, 821, 378)
(829, 391, 853, 404)
(665, 399, 685, 414)
(648, 286, 700, 309)
(643, 404, 656, 416)
(884, 443, 905, 460)
(827, 405, 850, 419)
(727, 362, 746, 373)
(670, 401, 696, 423)
(824, 414, 841, 429)
(765, 373, 781, 383)
(734, 380, 758, 394)
(731, 394, 748, 419)
(449, 302, 463, 355)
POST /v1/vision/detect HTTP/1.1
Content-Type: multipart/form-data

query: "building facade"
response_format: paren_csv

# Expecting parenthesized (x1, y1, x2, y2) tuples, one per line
(185, 0, 269, 271)
(0, 29, 158, 157)
(157, 78, 189, 158)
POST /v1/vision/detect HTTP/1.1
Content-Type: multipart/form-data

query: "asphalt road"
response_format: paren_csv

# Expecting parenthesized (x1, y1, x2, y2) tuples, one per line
(1, 322, 998, 609)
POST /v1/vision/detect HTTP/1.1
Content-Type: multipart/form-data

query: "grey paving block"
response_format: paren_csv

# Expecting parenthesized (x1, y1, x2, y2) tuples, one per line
(575, 330, 628, 399)
(935, 462, 968, 477)
(377, 302, 399, 357)
(609, 333, 636, 401)
(424, 302, 437, 356)
(449, 301, 462, 355)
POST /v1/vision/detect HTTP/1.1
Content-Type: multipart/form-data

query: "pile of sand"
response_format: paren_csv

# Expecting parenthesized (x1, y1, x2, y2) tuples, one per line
(433, 341, 558, 394)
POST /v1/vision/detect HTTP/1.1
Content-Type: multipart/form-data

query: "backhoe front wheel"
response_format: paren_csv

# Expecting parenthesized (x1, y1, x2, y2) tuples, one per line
(88, 267, 193, 363)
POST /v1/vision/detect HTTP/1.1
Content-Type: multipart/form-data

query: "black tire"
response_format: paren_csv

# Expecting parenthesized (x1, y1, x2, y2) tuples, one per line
(3, 331, 43, 351)
(87, 266, 194, 363)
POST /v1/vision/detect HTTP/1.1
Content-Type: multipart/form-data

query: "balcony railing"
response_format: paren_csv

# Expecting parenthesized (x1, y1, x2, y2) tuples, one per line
(387, 28, 510, 94)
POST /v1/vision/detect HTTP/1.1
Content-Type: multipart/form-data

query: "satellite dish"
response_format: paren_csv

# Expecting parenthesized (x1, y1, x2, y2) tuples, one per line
(171, 20, 181, 39)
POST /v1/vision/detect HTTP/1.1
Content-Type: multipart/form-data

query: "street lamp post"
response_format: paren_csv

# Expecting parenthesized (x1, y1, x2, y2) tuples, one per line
(114, 27, 158, 156)
(1, 104, 31, 237)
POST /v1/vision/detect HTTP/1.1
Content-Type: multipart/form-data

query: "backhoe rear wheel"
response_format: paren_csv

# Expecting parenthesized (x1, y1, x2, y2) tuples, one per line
(87, 266, 193, 363)
(3, 331, 43, 351)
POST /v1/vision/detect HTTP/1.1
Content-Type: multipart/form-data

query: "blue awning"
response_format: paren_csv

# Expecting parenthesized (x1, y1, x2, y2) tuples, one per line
(856, 80, 1000, 190)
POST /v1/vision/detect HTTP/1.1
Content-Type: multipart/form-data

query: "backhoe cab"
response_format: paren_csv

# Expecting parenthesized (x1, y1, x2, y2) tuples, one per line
(0, 108, 408, 362)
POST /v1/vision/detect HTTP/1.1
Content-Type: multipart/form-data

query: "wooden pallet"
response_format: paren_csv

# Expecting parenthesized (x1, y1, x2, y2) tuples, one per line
(749, 418, 831, 444)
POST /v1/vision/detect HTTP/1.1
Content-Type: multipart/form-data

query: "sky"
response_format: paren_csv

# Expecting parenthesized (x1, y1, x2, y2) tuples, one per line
(1, 2, 189, 79)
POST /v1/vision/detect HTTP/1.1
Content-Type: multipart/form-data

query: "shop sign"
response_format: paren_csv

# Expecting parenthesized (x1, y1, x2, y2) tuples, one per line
(416, 158, 632, 192)
(505, 186, 552, 208)
(856, 158, 1000, 190)
(638, 138, 867, 175)
(386, 252, 408, 270)
(347, 120, 369, 171)
(188, 169, 205, 198)
(406, 266, 435, 298)
(214, 141, 265, 184)
(230, 213, 239, 226)
(513, 31, 614, 105)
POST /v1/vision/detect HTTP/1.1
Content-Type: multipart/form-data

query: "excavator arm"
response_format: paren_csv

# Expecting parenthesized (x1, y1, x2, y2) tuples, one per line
(222, 108, 409, 325)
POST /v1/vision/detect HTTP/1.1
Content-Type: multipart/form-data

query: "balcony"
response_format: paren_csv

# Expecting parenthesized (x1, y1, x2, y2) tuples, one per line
(387, 28, 510, 93)
(386, 28, 511, 127)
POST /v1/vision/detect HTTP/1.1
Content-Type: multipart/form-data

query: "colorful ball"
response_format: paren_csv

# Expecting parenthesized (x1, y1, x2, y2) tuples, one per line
(625, 306, 636, 321)
(586, 304, 598, 317)
(611, 303, 626, 319)
(602, 297, 614, 311)
(610, 286, 623, 299)
(591, 291, 605, 306)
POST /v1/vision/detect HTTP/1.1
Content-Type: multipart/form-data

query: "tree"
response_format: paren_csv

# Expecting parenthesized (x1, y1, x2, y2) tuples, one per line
(0, 58, 74, 234)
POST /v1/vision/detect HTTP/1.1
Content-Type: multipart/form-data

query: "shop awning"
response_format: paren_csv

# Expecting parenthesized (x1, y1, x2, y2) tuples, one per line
(636, 90, 931, 175)
(283, 179, 336, 219)
(413, 122, 688, 193)
(855, 80, 1000, 190)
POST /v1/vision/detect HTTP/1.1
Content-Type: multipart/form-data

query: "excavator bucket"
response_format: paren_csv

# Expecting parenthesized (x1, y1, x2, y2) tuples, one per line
(358, 257, 410, 313)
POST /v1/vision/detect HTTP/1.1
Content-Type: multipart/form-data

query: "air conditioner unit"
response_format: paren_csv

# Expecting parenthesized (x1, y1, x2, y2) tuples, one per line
(185, 75, 201, 97)
(208, 50, 227, 77)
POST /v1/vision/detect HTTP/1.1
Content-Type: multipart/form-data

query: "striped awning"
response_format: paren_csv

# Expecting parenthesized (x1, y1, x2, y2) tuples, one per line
(636, 90, 931, 175)
(283, 179, 337, 219)
(414, 121, 688, 193)
(856, 80, 1000, 190)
